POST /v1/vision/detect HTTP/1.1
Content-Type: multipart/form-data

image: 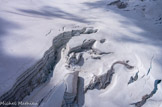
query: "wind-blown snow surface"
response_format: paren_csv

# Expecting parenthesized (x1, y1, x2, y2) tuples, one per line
(0, 0, 162, 107)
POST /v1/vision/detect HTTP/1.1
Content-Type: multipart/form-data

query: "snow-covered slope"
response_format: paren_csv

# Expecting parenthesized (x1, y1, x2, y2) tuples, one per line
(0, 0, 162, 107)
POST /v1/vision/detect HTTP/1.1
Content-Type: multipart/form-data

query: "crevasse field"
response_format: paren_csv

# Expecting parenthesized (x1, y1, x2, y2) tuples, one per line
(0, 0, 162, 107)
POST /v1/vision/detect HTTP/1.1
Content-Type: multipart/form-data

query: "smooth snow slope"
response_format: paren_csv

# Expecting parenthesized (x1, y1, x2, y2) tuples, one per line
(0, 0, 162, 107)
